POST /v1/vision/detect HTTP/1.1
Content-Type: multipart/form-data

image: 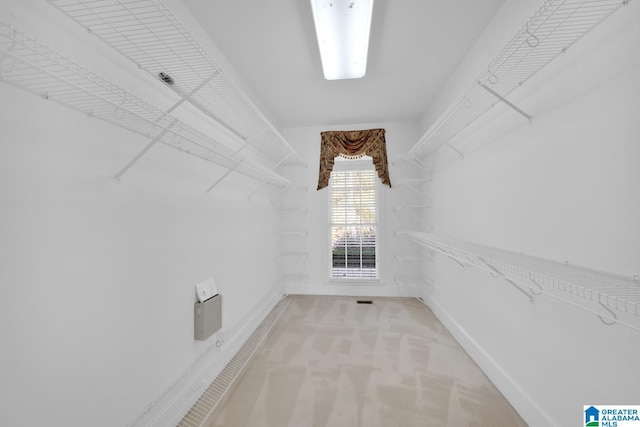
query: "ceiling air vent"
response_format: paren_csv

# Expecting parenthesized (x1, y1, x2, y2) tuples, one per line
(356, 300, 373, 304)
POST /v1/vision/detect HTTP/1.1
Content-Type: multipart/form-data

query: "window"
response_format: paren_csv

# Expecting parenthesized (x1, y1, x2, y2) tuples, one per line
(329, 162, 378, 279)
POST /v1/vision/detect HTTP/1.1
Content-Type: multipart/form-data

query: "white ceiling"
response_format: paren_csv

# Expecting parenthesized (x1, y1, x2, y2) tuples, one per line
(181, 0, 506, 128)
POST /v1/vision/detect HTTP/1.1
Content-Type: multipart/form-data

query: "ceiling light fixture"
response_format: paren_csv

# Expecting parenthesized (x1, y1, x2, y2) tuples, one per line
(310, 0, 374, 80)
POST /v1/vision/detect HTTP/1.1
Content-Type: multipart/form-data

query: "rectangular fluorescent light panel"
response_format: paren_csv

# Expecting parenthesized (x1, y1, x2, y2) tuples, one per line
(310, 0, 374, 80)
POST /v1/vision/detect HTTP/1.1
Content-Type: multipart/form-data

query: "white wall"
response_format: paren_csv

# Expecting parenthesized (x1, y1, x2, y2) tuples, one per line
(280, 122, 424, 297)
(417, 1, 640, 426)
(0, 2, 285, 426)
(4, 1, 638, 425)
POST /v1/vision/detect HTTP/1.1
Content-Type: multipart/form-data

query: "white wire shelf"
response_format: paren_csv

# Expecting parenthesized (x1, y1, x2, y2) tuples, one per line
(406, 0, 631, 159)
(0, 21, 291, 188)
(393, 203, 433, 212)
(394, 252, 433, 263)
(394, 253, 423, 263)
(397, 231, 640, 331)
(393, 153, 428, 169)
(47, 0, 304, 168)
(395, 178, 432, 195)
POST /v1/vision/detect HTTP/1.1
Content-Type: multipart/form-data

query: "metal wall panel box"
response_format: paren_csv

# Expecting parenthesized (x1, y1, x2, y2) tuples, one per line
(194, 294, 222, 340)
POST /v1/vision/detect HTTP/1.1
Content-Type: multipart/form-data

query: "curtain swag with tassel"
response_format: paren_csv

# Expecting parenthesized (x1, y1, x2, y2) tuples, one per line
(316, 128, 391, 190)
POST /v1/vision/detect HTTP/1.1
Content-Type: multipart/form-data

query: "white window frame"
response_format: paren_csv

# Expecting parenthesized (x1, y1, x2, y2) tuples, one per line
(327, 156, 381, 283)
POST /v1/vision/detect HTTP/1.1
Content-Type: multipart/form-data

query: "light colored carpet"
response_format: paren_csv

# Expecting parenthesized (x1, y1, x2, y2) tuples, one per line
(205, 295, 527, 427)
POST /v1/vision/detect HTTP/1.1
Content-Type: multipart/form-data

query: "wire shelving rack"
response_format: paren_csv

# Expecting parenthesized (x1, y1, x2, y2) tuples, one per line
(405, 0, 631, 159)
(397, 231, 640, 331)
(0, 21, 292, 188)
(47, 0, 304, 169)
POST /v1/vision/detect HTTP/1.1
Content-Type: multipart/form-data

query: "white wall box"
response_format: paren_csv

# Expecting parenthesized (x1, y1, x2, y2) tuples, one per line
(194, 294, 222, 341)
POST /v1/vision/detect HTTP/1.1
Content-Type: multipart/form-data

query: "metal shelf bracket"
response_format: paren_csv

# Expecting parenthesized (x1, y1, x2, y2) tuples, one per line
(445, 142, 465, 158)
(597, 302, 618, 326)
(206, 142, 250, 193)
(480, 258, 534, 303)
(115, 72, 220, 181)
(115, 121, 177, 182)
(477, 81, 533, 123)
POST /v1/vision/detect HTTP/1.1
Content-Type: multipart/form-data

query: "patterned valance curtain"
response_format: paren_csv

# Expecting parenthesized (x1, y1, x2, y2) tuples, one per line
(316, 128, 391, 190)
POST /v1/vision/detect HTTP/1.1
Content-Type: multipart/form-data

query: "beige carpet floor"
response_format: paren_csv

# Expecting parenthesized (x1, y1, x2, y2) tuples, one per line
(205, 295, 527, 427)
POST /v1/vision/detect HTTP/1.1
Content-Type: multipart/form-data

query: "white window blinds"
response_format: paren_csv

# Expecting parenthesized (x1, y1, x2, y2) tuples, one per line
(329, 169, 377, 279)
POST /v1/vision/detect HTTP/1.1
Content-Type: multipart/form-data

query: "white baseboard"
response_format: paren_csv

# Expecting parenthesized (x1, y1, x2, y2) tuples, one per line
(417, 294, 559, 427)
(128, 291, 285, 427)
(292, 282, 422, 298)
(129, 290, 552, 426)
